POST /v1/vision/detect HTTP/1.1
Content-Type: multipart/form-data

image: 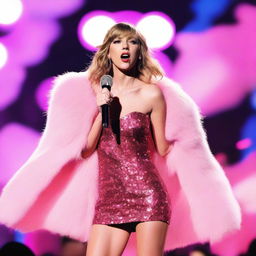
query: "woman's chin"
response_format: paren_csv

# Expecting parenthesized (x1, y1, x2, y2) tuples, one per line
(115, 63, 136, 73)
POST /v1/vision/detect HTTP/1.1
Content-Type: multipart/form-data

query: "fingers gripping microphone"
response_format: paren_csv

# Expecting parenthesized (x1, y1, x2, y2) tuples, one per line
(100, 75, 113, 128)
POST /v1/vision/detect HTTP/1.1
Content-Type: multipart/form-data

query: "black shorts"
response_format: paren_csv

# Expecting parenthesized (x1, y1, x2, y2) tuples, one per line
(107, 220, 168, 233)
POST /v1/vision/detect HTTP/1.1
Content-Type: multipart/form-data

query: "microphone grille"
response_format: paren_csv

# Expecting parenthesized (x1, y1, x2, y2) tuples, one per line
(100, 75, 113, 87)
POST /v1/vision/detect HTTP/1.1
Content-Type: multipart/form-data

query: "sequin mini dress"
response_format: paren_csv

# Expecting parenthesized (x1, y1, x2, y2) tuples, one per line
(92, 111, 171, 232)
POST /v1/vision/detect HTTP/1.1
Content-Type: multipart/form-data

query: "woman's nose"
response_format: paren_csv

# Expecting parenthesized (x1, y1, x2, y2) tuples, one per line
(122, 41, 128, 49)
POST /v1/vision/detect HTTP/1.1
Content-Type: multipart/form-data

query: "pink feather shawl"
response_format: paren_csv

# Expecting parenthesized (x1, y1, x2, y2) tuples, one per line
(0, 71, 241, 250)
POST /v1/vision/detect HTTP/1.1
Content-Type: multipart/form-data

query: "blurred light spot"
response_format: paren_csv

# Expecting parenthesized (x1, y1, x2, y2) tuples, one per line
(0, 123, 40, 184)
(0, 0, 23, 25)
(215, 152, 228, 166)
(78, 14, 115, 50)
(136, 13, 175, 50)
(0, 43, 8, 69)
(184, 0, 233, 32)
(236, 138, 252, 150)
(36, 77, 54, 111)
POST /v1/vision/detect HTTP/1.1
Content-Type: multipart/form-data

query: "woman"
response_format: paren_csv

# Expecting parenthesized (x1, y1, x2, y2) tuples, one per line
(0, 22, 241, 255)
(83, 23, 173, 255)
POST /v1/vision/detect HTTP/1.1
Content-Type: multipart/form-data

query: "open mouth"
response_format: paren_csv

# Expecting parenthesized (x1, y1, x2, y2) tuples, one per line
(120, 53, 130, 62)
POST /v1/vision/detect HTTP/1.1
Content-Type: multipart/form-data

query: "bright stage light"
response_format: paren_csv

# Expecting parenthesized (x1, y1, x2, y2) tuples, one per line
(136, 13, 175, 50)
(78, 11, 175, 51)
(78, 14, 115, 50)
(0, 43, 8, 69)
(0, 0, 23, 25)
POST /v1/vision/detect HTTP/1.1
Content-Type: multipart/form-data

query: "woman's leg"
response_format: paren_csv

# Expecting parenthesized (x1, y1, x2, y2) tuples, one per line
(86, 224, 131, 256)
(136, 221, 169, 256)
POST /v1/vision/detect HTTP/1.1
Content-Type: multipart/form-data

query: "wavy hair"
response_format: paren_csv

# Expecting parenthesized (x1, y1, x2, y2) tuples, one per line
(85, 22, 165, 86)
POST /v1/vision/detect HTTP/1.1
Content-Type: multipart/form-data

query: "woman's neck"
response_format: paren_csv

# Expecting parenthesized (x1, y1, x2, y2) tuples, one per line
(111, 65, 137, 91)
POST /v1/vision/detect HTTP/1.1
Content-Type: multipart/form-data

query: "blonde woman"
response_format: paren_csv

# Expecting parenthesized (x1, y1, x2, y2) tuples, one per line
(84, 22, 172, 255)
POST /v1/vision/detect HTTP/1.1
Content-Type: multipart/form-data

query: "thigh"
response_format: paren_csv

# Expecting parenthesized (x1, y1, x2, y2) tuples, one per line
(136, 221, 169, 256)
(86, 224, 131, 256)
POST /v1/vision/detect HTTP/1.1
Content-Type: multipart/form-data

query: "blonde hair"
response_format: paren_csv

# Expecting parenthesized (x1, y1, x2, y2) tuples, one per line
(85, 22, 165, 86)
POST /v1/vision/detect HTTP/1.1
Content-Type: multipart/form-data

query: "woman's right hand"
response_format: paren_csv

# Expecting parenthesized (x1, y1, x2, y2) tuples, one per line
(96, 87, 113, 110)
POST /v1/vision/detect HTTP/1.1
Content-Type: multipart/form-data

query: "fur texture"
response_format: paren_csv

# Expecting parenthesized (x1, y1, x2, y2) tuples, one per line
(0, 71, 241, 250)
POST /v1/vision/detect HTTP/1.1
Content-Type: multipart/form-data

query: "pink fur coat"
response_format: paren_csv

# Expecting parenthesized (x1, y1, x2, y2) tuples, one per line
(0, 71, 241, 250)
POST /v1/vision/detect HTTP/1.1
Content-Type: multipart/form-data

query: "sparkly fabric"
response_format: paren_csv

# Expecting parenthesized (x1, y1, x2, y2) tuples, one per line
(92, 111, 171, 228)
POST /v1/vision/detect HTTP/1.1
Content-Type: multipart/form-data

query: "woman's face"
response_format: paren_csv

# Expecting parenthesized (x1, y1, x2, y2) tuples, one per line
(108, 35, 140, 72)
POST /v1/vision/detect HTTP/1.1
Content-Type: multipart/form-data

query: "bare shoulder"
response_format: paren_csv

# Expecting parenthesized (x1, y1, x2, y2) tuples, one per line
(139, 81, 164, 102)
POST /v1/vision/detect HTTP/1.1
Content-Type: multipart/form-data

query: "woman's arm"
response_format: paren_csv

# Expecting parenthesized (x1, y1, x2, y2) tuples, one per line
(81, 83, 112, 159)
(148, 85, 174, 157)
(81, 111, 103, 159)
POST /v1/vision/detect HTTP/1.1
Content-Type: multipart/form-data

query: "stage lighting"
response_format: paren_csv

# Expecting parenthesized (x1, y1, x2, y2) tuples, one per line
(136, 13, 175, 50)
(0, 0, 23, 25)
(0, 43, 8, 69)
(78, 14, 115, 50)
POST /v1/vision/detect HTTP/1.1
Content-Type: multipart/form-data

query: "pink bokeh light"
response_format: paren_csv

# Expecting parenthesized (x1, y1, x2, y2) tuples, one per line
(212, 152, 256, 256)
(0, 0, 84, 111)
(35, 77, 55, 112)
(172, 3, 256, 116)
(236, 138, 252, 150)
(0, 123, 40, 186)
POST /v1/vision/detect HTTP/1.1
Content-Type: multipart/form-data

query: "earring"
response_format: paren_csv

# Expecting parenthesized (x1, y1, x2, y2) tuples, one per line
(139, 56, 142, 60)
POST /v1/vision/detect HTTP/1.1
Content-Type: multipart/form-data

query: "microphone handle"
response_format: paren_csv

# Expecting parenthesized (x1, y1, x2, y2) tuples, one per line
(101, 84, 111, 128)
(101, 103, 109, 128)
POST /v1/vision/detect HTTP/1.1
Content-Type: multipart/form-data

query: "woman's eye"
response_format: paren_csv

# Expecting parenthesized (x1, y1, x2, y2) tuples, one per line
(113, 40, 120, 43)
(130, 40, 138, 44)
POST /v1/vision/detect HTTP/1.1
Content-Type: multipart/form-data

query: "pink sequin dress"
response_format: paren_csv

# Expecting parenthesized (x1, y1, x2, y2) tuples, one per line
(92, 111, 171, 232)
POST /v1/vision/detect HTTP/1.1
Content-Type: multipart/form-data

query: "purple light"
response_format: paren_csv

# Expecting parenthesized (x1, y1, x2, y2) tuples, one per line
(0, 43, 8, 69)
(0, 0, 84, 112)
(0, 66, 25, 111)
(112, 10, 142, 24)
(0, 123, 40, 185)
(36, 77, 55, 111)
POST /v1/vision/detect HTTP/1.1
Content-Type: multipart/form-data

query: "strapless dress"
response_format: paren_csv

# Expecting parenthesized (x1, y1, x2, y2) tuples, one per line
(92, 111, 171, 232)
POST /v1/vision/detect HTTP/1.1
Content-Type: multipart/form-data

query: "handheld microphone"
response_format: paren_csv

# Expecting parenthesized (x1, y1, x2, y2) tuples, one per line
(100, 75, 113, 128)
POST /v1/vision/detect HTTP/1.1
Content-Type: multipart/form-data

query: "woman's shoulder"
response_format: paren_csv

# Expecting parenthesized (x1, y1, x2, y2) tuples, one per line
(139, 76, 200, 114)
(138, 79, 164, 101)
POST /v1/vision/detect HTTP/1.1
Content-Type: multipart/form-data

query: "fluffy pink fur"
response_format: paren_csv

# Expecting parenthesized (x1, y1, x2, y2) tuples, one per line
(0, 71, 241, 250)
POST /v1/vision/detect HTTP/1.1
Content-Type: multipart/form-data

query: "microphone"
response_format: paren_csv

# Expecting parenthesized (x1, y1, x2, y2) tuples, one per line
(100, 75, 113, 128)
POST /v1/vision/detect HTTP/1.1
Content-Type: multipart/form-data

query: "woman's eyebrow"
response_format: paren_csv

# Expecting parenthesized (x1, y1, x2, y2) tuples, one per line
(126, 36, 137, 40)
(112, 36, 138, 41)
